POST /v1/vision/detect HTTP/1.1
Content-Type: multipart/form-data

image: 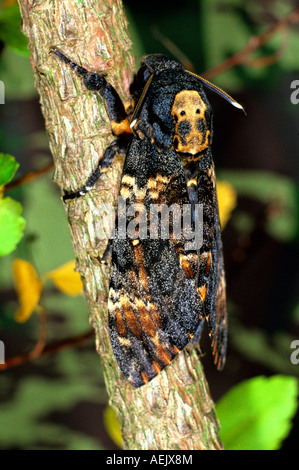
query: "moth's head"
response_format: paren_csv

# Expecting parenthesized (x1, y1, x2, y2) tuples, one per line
(141, 54, 183, 74)
(130, 55, 244, 152)
(131, 54, 182, 94)
(134, 54, 245, 115)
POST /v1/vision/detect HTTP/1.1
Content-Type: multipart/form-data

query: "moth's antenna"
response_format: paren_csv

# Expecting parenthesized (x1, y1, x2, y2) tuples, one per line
(130, 74, 154, 128)
(187, 70, 246, 115)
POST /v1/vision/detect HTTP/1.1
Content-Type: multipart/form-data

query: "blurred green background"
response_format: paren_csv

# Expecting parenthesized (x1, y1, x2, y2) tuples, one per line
(0, 0, 299, 450)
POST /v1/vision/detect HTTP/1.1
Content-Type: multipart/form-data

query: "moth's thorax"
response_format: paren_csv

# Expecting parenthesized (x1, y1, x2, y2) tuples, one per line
(171, 90, 211, 156)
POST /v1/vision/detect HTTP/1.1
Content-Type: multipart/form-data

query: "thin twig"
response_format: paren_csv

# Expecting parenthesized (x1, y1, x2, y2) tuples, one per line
(4, 161, 54, 194)
(151, 25, 196, 72)
(202, 5, 299, 79)
(0, 326, 94, 371)
(27, 306, 48, 360)
(244, 28, 290, 68)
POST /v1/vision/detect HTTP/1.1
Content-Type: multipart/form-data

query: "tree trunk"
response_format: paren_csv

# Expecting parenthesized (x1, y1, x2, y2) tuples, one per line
(17, 0, 223, 450)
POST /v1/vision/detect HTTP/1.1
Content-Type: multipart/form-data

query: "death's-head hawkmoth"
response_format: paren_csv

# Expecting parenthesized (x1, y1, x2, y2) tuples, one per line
(54, 51, 244, 387)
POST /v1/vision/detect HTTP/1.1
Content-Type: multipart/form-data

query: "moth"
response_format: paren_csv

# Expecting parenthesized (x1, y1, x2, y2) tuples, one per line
(54, 50, 244, 387)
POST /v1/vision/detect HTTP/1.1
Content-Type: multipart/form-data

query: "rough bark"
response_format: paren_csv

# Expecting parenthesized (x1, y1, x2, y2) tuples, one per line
(18, 0, 223, 450)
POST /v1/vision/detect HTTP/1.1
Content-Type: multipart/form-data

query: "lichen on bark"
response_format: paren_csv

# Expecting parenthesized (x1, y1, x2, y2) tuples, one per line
(18, 0, 223, 450)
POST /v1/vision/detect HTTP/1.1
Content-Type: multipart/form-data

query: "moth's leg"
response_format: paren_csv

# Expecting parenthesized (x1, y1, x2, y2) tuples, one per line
(54, 50, 131, 134)
(131, 114, 174, 149)
(62, 138, 128, 201)
(53, 50, 133, 201)
(101, 238, 113, 263)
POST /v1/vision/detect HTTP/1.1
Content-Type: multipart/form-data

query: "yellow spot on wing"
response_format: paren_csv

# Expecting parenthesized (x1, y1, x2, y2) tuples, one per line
(120, 174, 146, 202)
(198, 284, 207, 302)
(187, 178, 198, 187)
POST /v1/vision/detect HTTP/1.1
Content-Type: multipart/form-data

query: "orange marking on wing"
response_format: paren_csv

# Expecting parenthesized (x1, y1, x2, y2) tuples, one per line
(156, 342, 172, 365)
(211, 338, 217, 355)
(115, 308, 127, 337)
(141, 371, 150, 384)
(121, 297, 142, 340)
(127, 268, 139, 286)
(134, 244, 149, 290)
(205, 251, 212, 276)
(152, 361, 162, 375)
(198, 284, 207, 301)
(136, 299, 157, 337)
(214, 350, 219, 368)
(179, 254, 195, 279)
(148, 303, 164, 329)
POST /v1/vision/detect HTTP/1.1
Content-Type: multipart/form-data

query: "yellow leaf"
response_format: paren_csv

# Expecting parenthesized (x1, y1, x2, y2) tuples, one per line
(217, 181, 237, 228)
(4, 0, 18, 6)
(44, 260, 83, 296)
(103, 406, 123, 448)
(13, 259, 43, 323)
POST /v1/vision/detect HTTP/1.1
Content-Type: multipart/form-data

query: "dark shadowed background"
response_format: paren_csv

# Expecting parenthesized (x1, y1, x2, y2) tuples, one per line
(0, 0, 298, 450)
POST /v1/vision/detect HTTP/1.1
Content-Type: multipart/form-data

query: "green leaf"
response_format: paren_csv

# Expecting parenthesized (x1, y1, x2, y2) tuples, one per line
(216, 375, 298, 450)
(0, 197, 25, 256)
(200, 0, 299, 90)
(201, 0, 252, 90)
(0, 5, 29, 56)
(0, 153, 19, 187)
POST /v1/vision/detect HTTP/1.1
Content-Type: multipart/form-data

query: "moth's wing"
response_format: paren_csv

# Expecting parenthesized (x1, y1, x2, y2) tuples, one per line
(204, 178, 227, 370)
(108, 143, 204, 388)
(108, 237, 204, 387)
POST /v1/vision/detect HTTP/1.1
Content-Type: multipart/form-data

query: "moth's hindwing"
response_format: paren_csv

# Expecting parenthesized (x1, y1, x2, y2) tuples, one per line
(197, 162, 227, 371)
